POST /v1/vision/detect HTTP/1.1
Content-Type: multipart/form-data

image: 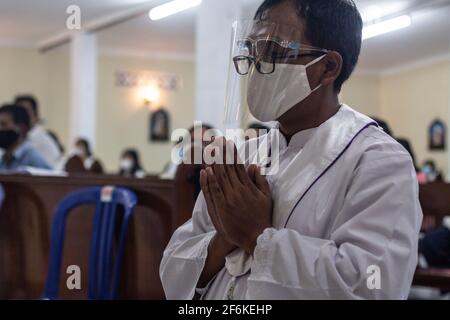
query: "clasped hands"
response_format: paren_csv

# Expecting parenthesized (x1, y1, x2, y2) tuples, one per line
(200, 137, 273, 255)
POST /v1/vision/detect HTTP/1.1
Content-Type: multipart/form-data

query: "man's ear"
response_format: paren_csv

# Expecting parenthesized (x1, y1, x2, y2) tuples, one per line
(320, 51, 343, 87)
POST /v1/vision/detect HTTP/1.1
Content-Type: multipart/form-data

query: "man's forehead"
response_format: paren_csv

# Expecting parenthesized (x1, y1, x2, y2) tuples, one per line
(250, 0, 307, 40)
(247, 20, 304, 41)
(258, 0, 304, 26)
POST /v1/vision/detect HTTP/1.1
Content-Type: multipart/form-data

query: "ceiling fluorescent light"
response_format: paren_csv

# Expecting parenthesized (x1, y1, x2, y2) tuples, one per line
(149, 0, 202, 21)
(362, 15, 411, 40)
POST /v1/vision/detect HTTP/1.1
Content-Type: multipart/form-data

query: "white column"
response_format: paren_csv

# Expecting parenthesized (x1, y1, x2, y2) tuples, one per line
(195, 0, 246, 129)
(69, 32, 97, 147)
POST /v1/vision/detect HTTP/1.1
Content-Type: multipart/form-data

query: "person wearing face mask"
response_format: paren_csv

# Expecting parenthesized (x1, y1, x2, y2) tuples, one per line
(118, 149, 145, 178)
(64, 138, 104, 174)
(160, 124, 216, 181)
(0, 104, 51, 171)
(161, 0, 422, 300)
(421, 160, 443, 183)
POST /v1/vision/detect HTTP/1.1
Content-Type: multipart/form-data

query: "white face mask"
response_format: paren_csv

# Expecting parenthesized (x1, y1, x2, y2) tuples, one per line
(247, 55, 326, 122)
(74, 147, 84, 157)
(120, 158, 134, 171)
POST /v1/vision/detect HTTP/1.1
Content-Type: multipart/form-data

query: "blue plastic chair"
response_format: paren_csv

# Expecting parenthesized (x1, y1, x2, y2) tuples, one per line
(43, 186, 137, 300)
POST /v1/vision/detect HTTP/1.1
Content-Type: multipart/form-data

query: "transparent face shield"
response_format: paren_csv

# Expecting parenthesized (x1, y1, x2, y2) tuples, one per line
(223, 20, 329, 127)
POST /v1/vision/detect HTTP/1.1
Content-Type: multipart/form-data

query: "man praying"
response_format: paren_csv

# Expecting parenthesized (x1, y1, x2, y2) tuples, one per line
(160, 0, 422, 300)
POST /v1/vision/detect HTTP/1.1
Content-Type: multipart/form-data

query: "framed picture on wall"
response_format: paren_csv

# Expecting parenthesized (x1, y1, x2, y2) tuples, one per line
(429, 119, 446, 151)
(150, 108, 170, 142)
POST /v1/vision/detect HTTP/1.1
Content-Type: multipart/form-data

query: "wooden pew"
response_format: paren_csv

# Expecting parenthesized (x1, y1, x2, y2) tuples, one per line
(419, 182, 450, 231)
(413, 269, 450, 291)
(5, 171, 448, 297)
(0, 173, 195, 300)
(413, 182, 450, 290)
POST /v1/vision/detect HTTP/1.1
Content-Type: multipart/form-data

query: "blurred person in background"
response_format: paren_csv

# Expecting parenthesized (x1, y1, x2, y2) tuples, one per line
(421, 160, 443, 183)
(64, 138, 104, 174)
(15, 95, 62, 167)
(419, 218, 450, 269)
(0, 104, 50, 170)
(160, 123, 217, 182)
(372, 117, 420, 172)
(161, 123, 218, 226)
(118, 148, 145, 178)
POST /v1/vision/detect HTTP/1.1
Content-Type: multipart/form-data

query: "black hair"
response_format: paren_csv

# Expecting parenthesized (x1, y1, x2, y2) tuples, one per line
(75, 138, 92, 157)
(248, 122, 271, 131)
(371, 117, 393, 136)
(255, 0, 363, 92)
(14, 95, 39, 117)
(185, 123, 216, 143)
(0, 104, 31, 130)
(423, 159, 436, 170)
(397, 138, 418, 172)
(188, 123, 215, 133)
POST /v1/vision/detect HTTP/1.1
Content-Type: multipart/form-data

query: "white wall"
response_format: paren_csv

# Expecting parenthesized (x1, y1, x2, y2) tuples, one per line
(2, 46, 450, 176)
(0, 47, 196, 174)
(342, 60, 450, 176)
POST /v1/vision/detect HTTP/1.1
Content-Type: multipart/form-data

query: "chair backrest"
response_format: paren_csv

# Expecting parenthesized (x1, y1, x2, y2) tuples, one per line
(43, 186, 137, 300)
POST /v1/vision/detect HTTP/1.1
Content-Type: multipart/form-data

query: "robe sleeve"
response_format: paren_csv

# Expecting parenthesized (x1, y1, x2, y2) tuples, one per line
(247, 149, 423, 300)
(159, 192, 216, 299)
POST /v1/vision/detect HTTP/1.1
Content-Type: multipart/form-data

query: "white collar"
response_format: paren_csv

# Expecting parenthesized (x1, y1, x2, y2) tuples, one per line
(84, 156, 95, 170)
(28, 125, 43, 138)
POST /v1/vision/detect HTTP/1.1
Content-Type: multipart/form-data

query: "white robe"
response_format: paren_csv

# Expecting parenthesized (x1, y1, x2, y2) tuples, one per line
(28, 125, 62, 168)
(160, 105, 423, 300)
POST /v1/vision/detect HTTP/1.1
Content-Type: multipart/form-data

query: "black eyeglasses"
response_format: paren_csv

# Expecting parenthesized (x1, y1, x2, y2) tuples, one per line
(233, 52, 326, 75)
(233, 55, 274, 75)
(236, 37, 329, 61)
